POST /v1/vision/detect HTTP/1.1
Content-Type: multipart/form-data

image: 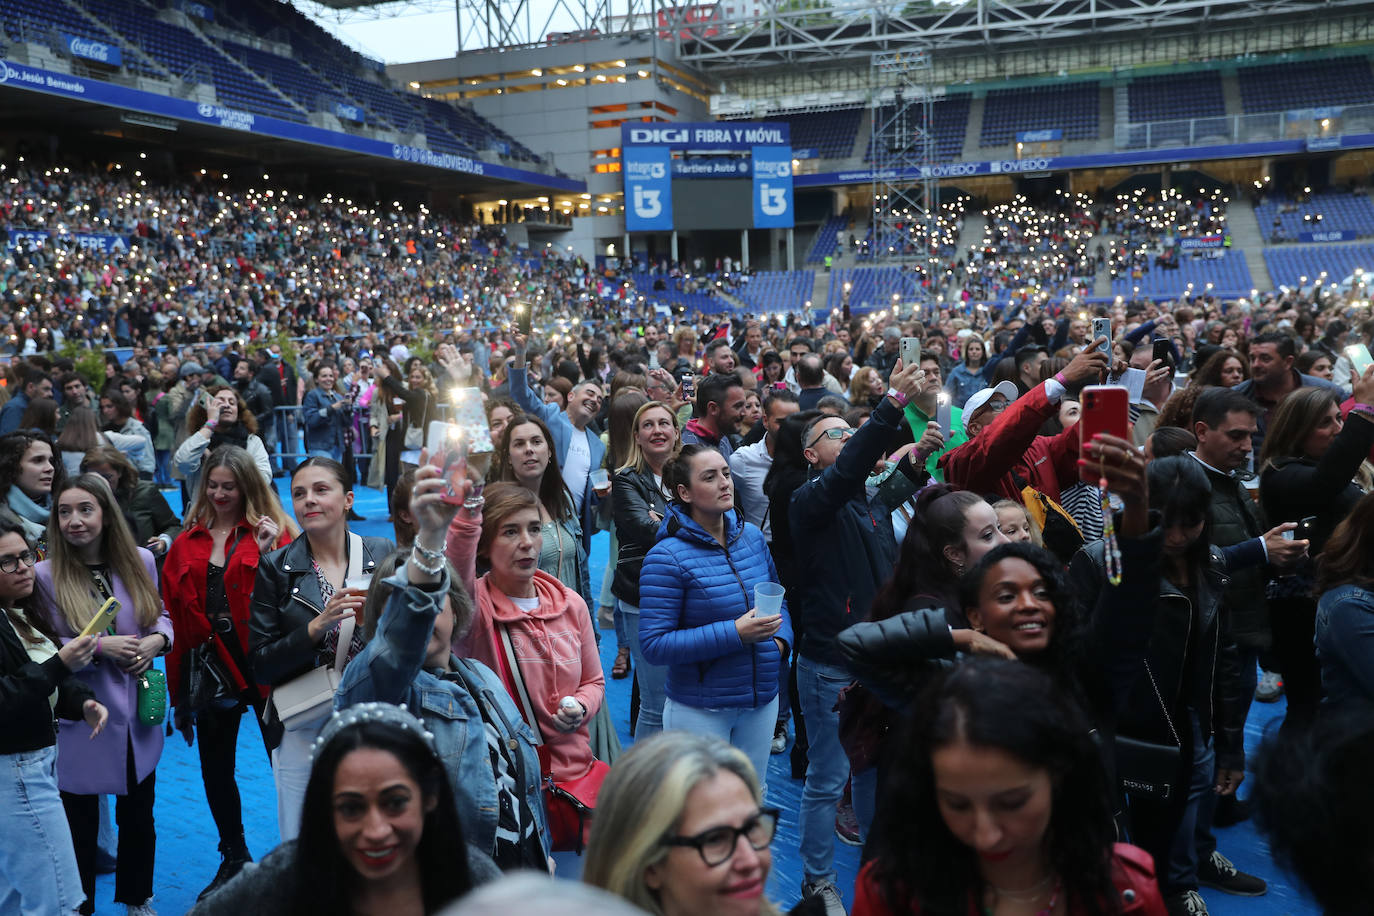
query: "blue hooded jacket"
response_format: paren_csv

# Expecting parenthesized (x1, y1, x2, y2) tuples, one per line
(638, 504, 793, 709)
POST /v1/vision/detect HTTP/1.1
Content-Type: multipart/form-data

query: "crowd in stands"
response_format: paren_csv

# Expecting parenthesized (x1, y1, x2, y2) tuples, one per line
(5, 157, 1374, 916)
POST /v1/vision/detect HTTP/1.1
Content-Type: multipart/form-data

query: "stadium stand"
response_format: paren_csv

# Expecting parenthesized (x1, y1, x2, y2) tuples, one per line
(1122, 71, 1229, 147)
(825, 266, 923, 312)
(726, 109, 863, 160)
(1237, 54, 1374, 112)
(1263, 243, 1374, 289)
(736, 270, 815, 313)
(866, 95, 971, 162)
(806, 215, 848, 264)
(979, 83, 1100, 146)
(1254, 190, 1374, 242)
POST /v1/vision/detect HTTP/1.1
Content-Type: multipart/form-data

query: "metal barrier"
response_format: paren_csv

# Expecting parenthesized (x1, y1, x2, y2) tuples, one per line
(268, 398, 464, 463)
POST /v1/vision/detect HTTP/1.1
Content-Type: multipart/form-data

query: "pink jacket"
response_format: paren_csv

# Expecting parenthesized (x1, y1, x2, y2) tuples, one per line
(462, 569, 604, 782)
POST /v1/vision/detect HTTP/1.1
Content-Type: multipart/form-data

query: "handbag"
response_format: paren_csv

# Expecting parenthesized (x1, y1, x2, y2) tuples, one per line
(137, 669, 167, 726)
(403, 423, 424, 450)
(497, 624, 608, 853)
(271, 532, 364, 730)
(185, 536, 252, 713)
(1114, 660, 1182, 802)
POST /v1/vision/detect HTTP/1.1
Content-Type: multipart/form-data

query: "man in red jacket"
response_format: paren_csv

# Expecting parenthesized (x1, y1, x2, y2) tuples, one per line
(938, 340, 1110, 503)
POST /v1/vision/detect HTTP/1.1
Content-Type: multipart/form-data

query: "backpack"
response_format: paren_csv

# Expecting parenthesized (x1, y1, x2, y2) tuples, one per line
(1016, 478, 1084, 564)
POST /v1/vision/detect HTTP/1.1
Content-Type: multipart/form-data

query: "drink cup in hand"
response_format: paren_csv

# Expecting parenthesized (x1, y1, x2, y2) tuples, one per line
(754, 582, 785, 618)
(589, 467, 611, 494)
(344, 575, 373, 596)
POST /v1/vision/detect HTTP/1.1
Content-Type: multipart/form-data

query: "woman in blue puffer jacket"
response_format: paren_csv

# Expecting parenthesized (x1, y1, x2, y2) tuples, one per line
(638, 443, 793, 787)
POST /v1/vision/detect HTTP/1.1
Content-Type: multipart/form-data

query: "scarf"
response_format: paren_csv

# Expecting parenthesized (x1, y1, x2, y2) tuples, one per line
(209, 423, 251, 452)
(6, 487, 48, 539)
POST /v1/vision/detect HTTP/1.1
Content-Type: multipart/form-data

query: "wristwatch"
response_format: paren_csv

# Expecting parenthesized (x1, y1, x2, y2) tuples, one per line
(885, 387, 909, 407)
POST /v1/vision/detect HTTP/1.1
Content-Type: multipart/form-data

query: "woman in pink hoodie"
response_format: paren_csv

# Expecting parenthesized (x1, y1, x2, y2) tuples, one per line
(458, 482, 605, 785)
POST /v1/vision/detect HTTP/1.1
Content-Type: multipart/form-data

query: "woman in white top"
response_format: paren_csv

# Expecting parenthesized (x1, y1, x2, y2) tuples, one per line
(173, 387, 272, 495)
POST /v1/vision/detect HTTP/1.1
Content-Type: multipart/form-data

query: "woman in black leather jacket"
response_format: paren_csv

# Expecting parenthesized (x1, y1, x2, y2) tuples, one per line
(248, 457, 392, 841)
(1071, 456, 1255, 910)
(611, 401, 679, 737)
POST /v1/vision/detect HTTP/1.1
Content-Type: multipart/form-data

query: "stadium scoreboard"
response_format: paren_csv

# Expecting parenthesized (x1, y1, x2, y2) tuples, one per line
(622, 122, 794, 233)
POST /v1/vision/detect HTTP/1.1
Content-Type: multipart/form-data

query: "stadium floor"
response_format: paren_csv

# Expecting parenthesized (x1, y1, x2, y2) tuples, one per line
(98, 480, 1317, 915)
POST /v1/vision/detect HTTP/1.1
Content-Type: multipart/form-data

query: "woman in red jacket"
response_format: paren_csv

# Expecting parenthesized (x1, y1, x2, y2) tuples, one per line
(162, 445, 296, 901)
(854, 659, 1165, 916)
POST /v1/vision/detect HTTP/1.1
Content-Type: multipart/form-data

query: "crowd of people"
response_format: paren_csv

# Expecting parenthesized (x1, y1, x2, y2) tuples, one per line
(2, 158, 1374, 916)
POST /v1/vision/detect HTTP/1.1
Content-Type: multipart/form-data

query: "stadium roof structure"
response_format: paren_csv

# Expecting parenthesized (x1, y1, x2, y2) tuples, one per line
(671, 0, 1374, 68)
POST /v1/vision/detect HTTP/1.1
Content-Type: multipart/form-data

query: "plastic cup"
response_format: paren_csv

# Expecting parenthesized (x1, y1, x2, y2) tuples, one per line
(344, 575, 373, 595)
(589, 468, 611, 491)
(754, 582, 785, 618)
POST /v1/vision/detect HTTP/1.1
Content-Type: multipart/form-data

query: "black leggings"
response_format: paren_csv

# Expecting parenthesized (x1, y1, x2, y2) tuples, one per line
(1269, 594, 1320, 733)
(62, 742, 156, 913)
(196, 700, 269, 848)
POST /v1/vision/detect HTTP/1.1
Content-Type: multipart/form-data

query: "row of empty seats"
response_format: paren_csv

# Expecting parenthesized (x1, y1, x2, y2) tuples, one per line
(723, 109, 862, 160)
(980, 83, 1099, 146)
(866, 95, 971, 163)
(1109, 250, 1254, 299)
(806, 215, 848, 263)
(1254, 191, 1374, 242)
(1263, 243, 1374, 289)
(825, 266, 923, 312)
(735, 271, 815, 313)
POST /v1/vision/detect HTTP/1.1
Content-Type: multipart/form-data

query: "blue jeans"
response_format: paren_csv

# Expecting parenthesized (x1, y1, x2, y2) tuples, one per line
(274, 410, 299, 472)
(796, 655, 856, 885)
(663, 695, 779, 800)
(620, 603, 667, 738)
(1167, 712, 1216, 891)
(0, 747, 84, 915)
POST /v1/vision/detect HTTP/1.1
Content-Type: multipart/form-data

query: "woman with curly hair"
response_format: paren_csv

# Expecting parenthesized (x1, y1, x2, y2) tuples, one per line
(173, 386, 271, 495)
(854, 659, 1166, 916)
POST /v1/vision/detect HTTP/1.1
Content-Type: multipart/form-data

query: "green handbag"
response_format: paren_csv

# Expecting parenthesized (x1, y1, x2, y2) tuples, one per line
(137, 669, 167, 727)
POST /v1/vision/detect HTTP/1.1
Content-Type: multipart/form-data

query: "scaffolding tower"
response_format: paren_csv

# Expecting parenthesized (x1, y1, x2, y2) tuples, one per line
(868, 49, 939, 318)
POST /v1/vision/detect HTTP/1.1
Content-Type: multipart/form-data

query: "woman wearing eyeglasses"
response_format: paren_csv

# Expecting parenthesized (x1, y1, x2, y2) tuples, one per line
(638, 444, 792, 789)
(0, 519, 108, 916)
(584, 731, 781, 916)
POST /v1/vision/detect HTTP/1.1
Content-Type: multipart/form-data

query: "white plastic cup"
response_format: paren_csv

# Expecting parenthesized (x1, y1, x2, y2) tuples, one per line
(344, 575, 373, 594)
(589, 467, 610, 491)
(754, 582, 785, 618)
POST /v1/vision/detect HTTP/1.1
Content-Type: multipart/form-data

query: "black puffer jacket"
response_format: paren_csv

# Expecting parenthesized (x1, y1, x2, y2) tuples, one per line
(1070, 539, 1251, 772)
(0, 610, 94, 755)
(610, 466, 667, 608)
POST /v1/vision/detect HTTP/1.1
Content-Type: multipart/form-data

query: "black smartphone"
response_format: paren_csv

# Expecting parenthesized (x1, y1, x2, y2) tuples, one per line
(514, 302, 532, 336)
(1152, 337, 1173, 367)
(1297, 515, 1318, 539)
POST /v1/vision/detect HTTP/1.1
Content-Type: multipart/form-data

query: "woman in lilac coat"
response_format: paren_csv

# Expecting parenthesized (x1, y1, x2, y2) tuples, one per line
(35, 474, 173, 916)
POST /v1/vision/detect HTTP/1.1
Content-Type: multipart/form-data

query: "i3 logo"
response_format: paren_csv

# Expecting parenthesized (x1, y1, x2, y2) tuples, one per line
(633, 187, 662, 218)
(759, 184, 788, 217)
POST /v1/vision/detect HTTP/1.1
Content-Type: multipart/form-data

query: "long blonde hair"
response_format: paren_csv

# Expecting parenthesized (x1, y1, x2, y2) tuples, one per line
(44, 474, 162, 631)
(183, 445, 299, 538)
(618, 401, 681, 475)
(583, 732, 780, 916)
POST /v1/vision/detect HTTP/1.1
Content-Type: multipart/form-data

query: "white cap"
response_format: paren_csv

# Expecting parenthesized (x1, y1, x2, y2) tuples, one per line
(962, 381, 1020, 434)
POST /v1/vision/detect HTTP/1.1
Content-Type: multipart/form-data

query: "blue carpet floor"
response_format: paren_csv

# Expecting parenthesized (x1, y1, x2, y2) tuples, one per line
(95, 480, 1318, 915)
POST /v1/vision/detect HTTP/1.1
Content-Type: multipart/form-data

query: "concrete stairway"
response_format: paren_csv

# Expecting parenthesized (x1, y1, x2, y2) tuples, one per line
(1227, 198, 1273, 291)
(1221, 70, 1244, 117)
(961, 95, 986, 160)
(851, 108, 874, 161)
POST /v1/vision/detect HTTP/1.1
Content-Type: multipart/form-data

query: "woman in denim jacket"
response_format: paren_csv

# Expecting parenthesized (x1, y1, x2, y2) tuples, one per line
(1315, 490, 1374, 713)
(335, 463, 551, 871)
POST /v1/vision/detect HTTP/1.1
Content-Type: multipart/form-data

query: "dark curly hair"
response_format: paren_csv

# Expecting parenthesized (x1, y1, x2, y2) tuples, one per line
(867, 658, 1121, 916)
(0, 429, 64, 501)
(1252, 712, 1374, 915)
(958, 541, 1085, 682)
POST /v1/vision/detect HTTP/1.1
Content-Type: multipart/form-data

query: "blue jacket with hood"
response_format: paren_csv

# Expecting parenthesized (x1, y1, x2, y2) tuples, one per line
(638, 504, 793, 709)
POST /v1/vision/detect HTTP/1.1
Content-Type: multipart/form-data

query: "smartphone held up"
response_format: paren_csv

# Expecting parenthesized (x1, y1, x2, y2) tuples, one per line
(427, 421, 471, 506)
(1078, 385, 1130, 484)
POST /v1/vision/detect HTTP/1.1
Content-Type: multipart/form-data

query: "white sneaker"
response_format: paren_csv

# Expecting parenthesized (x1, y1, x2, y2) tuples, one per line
(127, 903, 157, 916)
(1166, 889, 1208, 916)
(802, 879, 847, 916)
(1254, 669, 1283, 702)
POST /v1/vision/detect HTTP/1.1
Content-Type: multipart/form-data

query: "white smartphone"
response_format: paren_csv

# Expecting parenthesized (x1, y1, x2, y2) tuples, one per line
(1091, 317, 1113, 358)
(1345, 343, 1373, 377)
(900, 337, 922, 368)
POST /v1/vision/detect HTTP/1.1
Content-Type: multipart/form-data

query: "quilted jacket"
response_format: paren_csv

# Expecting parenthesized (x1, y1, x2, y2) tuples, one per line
(638, 504, 793, 710)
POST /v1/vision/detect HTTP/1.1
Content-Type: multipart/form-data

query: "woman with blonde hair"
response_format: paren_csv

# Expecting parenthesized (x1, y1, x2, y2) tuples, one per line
(35, 474, 173, 916)
(583, 731, 781, 916)
(162, 445, 296, 899)
(175, 386, 272, 495)
(848, 366, 885, 409)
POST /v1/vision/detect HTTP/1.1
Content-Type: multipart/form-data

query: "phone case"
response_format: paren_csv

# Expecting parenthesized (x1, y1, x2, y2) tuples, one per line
(1078, 386, 1130, 483)
(78, 597, 121, 638)
(450, 387, 493, 455)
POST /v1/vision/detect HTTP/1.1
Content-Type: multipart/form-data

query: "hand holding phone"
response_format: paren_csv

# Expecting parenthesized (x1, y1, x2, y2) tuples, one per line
(427, 421, 469, 505)
(1078, 386, 1131, 484)
(1092, 318, 1113, 359)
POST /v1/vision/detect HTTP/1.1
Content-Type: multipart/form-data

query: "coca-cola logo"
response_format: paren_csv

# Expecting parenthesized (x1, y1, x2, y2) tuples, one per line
(68, 37, 114, 62)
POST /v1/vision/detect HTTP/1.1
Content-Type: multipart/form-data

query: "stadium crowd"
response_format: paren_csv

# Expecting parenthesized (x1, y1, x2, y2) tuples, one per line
(2, 158, 1374, 916)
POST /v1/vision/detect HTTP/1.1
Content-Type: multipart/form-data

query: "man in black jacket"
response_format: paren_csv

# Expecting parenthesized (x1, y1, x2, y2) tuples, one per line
(256, 344, 299, 475)
(232, 358, 275, 437)
(787, 358, 938, 915)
